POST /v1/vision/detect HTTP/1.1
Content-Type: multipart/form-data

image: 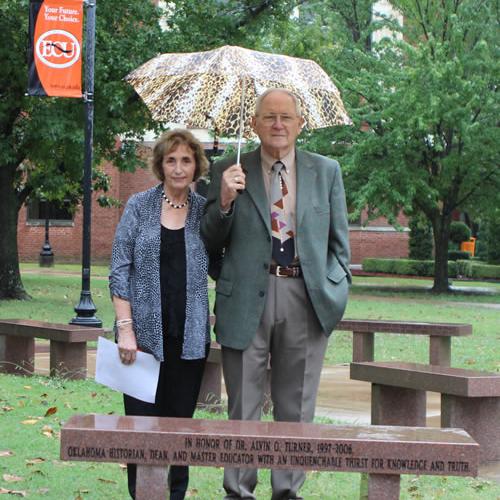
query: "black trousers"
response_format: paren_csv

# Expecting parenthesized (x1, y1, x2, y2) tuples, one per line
(124, 337, 208, 500)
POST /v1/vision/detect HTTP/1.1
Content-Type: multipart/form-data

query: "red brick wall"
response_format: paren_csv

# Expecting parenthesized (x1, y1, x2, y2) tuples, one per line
(17, 158, 158, 265)
(349, 229, 409, 264)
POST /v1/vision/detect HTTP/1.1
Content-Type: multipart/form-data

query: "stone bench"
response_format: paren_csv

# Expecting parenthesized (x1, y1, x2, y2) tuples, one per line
(350, 361, 500, 463)
(0, 319, 102, 380)
(199, 318, 472, 408)
(197, 341, 272, 412)
(60, 414, 479, 500)
(197, 341, 222, 408)
(337, 319, 472, 366)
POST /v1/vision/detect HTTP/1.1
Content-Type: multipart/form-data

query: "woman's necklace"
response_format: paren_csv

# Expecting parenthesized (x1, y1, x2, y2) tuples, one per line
(161, 190, 188, 209)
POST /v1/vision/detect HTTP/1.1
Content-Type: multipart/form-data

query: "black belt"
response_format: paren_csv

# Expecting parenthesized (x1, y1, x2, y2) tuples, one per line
(269, 264, 302, 278)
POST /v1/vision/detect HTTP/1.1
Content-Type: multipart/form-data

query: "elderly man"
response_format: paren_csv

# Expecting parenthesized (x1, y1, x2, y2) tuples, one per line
(201, 88, 350, 499)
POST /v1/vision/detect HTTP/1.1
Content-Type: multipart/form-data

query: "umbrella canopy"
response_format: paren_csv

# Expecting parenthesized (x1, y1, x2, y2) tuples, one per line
(125, 45, 351, 140)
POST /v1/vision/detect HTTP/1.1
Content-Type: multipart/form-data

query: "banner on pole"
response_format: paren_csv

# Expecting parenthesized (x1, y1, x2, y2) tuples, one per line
(28, 0, 84, 98)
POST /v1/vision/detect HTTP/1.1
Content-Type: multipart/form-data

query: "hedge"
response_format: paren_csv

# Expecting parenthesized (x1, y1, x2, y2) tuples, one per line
(362, 258, 456, 277)
(448, 250, 471, 261)
(469, 263, 500, 280)
(454, 260, 500, 279)
(362, 258, 500, 280)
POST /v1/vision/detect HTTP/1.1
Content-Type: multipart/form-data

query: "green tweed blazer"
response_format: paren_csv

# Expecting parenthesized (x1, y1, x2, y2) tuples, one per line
(201, 147, 351, 350)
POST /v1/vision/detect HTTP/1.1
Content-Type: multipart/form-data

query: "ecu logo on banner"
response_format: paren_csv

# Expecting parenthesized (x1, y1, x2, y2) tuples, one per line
(28, 0, 83, 98)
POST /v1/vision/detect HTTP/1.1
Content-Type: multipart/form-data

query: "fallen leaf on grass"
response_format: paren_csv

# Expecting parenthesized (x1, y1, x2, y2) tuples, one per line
(1, 406, 14, 412)
(23, 386, 31, 390)
(98, 478, 117, 484)
(186, 488, 199, 497)
(41, 426, 54, 438)
(0, 487, 27, 496)
(0, 451, 14, 457)
(21, 419, 39, 425)
(51, 460, 74, 467)
(44, 407, 57, 417)
(469, 478, 492, 490)
(465, 358, 476, 365)
(2, 474, 23, 483)
(25, 458, 45, 466)
(40, 393, 48, 398)
(30, 470, 46, 476)
(91, 392, 97, 398)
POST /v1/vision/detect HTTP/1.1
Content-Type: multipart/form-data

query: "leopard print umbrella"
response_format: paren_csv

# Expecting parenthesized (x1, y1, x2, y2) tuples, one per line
(125, 45, 351, 139)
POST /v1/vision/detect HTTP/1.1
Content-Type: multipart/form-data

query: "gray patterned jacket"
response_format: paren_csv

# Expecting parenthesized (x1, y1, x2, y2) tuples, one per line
(109, 184, 211, 361)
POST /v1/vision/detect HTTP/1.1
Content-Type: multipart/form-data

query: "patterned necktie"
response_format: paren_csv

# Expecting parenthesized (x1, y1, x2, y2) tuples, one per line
(270, 161, 294, 266)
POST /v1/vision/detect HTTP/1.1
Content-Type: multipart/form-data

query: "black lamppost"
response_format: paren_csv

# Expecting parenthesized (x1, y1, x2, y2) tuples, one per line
(39, 206, 54, 267)
(70, 0, 101, 327)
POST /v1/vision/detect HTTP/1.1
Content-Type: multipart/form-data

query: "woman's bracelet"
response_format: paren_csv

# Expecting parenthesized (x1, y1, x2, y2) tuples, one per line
(116, 318, 133, 328)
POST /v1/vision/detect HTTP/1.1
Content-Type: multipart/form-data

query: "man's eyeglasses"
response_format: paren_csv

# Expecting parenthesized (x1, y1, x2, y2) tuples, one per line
(260, 114, 298, 125)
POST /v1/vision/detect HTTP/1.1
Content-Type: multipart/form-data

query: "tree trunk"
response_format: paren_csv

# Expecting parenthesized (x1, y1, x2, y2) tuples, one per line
(0, 165, 30, 300)
(431, 214, 452, 293)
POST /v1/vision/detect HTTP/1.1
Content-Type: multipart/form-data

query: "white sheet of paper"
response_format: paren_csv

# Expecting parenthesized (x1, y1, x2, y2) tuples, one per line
(95, 336, 160, 403)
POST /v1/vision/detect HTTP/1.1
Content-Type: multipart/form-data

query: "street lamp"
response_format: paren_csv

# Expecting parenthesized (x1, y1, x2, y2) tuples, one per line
(39, 205, 54, 267)
(70, 0, 101, 327)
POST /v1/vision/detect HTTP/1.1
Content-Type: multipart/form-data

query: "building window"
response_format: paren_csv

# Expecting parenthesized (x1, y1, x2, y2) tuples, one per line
(26, 199, 73, 226)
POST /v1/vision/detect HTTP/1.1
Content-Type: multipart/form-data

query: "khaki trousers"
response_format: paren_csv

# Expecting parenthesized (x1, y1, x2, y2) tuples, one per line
(222, 275, 328, 500)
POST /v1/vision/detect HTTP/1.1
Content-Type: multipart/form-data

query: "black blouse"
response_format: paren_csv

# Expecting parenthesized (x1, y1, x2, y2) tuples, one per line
(160, 225, 187, 339)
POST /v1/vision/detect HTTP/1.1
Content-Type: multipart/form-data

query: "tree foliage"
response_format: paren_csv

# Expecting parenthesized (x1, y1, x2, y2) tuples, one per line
(0, 0, 301, 299)
(161, 0, 296, 51)
(408, 215, 433, 260)
(449, 221, 471, 246)
(0, 0, 164, 298)
(2, 0, 498, 298)
(292, 0, 499, 292)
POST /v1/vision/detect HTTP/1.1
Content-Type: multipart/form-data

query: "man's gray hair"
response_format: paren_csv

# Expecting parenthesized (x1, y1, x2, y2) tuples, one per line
(254, 88, 302, 117)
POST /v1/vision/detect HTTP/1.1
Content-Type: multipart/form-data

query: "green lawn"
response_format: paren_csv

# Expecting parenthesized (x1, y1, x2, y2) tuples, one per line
(3, 268, 499, 371)
(0, 374, 497, 500)
(0, 267, 499, 498)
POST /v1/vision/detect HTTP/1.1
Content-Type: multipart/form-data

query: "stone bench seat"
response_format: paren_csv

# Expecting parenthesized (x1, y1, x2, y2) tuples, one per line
(200, 317, 472, 409)
(337, 319, 472, 366)
(350, 361, 500, 463)
(61, 414, 479, 500)
(209, 316, 472, 365)
(197, 341, 222, 408)
(0, 319, 102, 380)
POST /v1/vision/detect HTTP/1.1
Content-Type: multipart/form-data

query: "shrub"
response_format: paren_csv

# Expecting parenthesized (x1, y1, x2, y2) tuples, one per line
(362, 258, 457, 277)
(362, 258, 394, 273)
(474, 237, 488, 260)
(362, 258, 500, 279)
(447, 261, 457, 278)
(408, 216, 433, 260)
(470, 263, 500, 280)
(474, 213, 500, 264)
(456, 259, 473, 277)
(449, 221, 471, 245)
(448, 250, 471, 261)
(485, 218, 500, 264)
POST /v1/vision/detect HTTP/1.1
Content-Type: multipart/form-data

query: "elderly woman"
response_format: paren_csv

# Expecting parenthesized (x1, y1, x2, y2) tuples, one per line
(109, 129, 217, 500)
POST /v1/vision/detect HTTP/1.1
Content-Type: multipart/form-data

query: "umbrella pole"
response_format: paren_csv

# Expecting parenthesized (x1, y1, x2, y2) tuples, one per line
(236, 78, 246, 165)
